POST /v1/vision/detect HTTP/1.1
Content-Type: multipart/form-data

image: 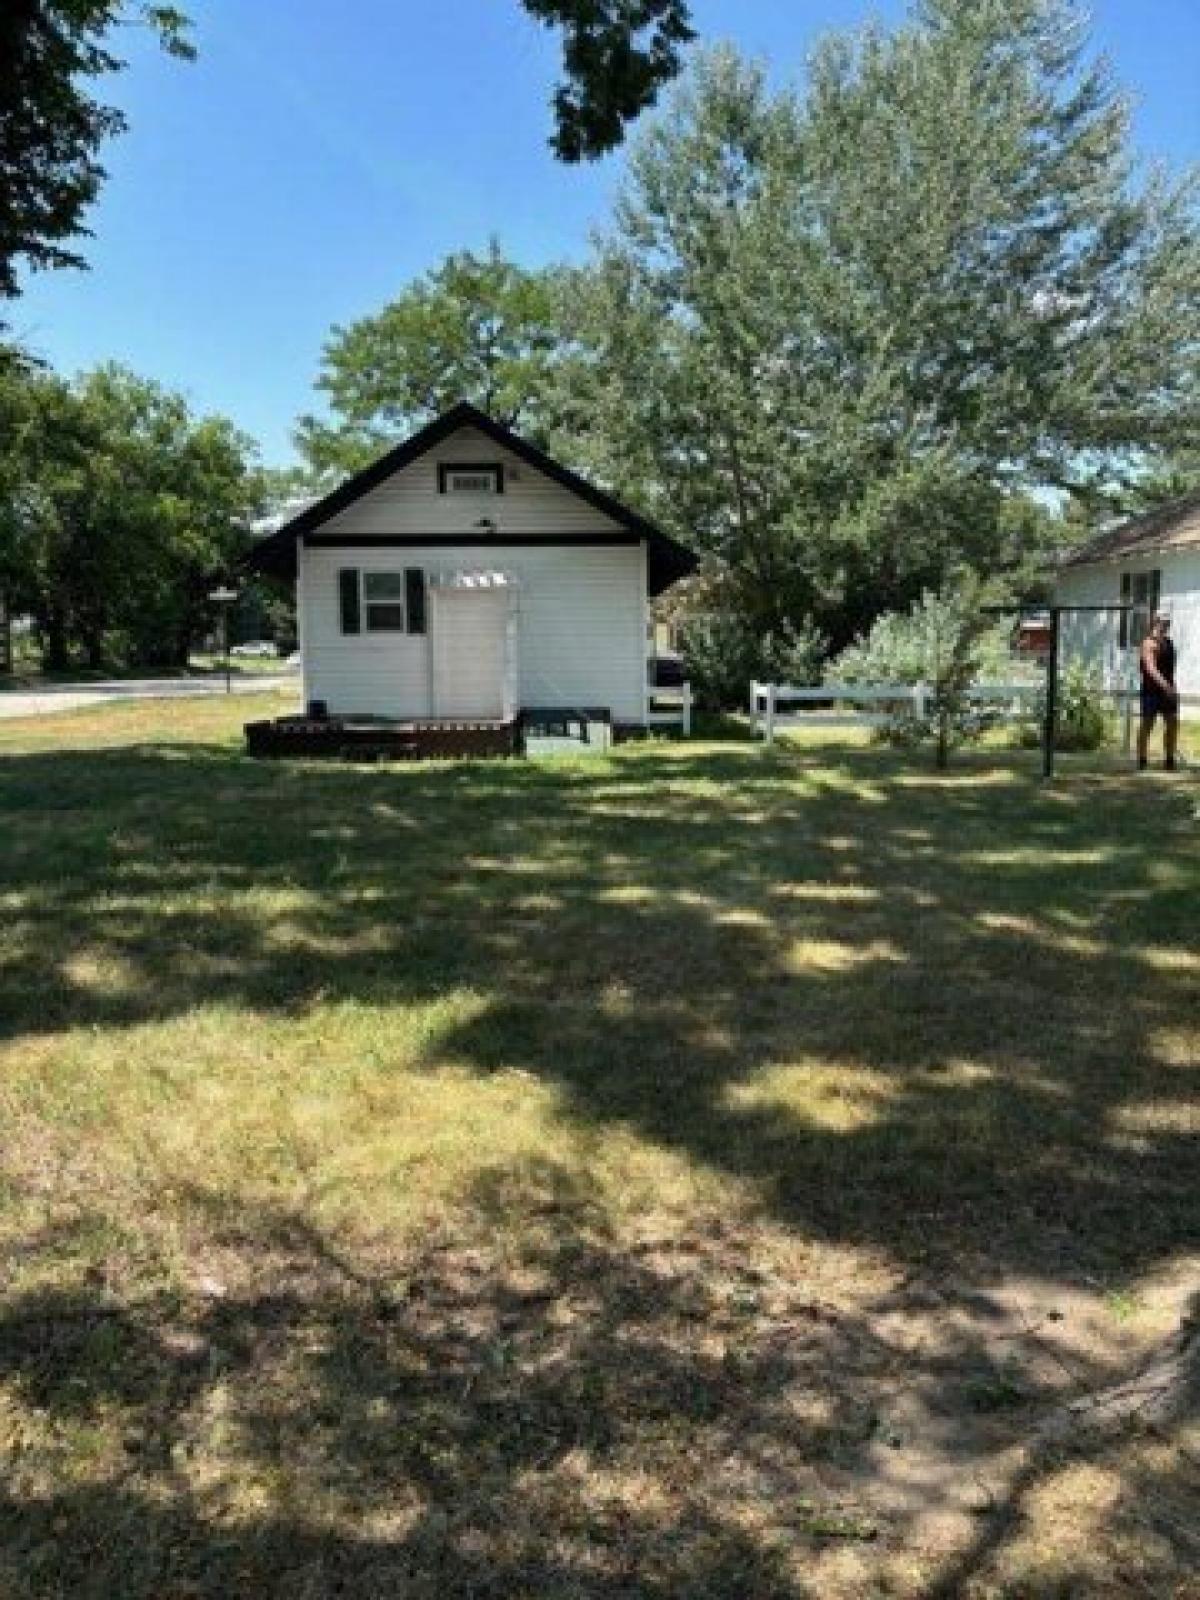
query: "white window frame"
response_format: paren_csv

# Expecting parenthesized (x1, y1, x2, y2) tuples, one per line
(362, 570, 406, 633)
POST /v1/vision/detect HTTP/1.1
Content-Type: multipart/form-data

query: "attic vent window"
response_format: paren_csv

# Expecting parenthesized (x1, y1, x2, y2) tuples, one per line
(439, 463, 504, 496)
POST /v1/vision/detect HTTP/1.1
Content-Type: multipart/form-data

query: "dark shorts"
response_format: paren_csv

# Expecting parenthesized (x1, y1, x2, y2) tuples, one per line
(1141, 688, 1178, 721)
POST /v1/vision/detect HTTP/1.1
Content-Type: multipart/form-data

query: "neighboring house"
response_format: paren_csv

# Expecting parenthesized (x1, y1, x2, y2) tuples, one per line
(1056, 493, 1199, 714)
(247, 403, 695, 731)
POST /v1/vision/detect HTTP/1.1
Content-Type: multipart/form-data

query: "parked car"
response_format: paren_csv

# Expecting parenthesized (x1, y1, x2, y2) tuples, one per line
(230, 641, 279, 658)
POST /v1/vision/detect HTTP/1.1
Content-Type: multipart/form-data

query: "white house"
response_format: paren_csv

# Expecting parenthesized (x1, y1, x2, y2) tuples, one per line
(248, 403, 695, 739)
(1056, 493, 1199, 716)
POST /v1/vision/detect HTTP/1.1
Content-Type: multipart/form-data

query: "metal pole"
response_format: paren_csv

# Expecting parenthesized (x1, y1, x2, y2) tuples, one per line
(207, 586, 238, 695)
(1042, 606, 1060, 781)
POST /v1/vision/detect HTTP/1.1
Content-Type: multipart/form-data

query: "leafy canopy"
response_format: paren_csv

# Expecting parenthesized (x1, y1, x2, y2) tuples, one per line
(0, 2, 192, 302)
(2, 362, 261, 670)
(296, 243, 570, 481)
(521, 0, 695, 161)
(564, 1, 1200, 652)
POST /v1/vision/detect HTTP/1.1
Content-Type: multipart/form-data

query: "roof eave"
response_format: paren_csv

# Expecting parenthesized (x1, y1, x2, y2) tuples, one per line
(242, 402, 697, 593)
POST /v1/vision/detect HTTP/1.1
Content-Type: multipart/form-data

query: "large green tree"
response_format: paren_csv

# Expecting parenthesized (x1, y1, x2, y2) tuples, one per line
(0, 3, 192, 302)
(296, 243, 571, 480)
(6, 364, 260, 670)
(568, 2, 1200, 654)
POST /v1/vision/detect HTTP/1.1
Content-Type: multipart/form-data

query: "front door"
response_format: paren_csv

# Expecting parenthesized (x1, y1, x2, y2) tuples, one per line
(432, 589, 508, 719)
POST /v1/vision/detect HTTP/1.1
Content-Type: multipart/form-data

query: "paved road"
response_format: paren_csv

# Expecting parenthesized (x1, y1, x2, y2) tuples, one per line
(0, 673, 298, 720)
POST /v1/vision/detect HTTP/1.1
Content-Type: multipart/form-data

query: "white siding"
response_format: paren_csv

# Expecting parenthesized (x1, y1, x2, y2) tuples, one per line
(1057, 550, 1200, 708)
(1056, 563, 1129, 689)
(319, 427, 622, 538)
(301, 542, 647, 722)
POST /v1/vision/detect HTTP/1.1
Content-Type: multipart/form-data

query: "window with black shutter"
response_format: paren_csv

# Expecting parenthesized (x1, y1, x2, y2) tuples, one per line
(339, 568, 361, 634)
(405, 568, 427, 635)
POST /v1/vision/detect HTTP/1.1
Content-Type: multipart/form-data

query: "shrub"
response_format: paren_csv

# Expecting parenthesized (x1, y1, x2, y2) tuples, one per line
(680, 613, 824, 710)
(826, 574, 1013, 768)
(832, 593, 1014, 688)
(1021, 660, 1111, 751)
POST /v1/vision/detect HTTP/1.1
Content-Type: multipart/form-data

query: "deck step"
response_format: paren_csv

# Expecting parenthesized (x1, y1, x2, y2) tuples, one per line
(245, 716, 519, 761)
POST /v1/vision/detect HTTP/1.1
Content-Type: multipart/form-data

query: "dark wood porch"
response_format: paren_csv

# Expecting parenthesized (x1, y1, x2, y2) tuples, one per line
(244, 714, 520, 761)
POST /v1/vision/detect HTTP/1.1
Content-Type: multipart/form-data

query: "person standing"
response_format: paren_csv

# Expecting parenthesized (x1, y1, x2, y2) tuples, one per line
(1137, 611, 1178, 771)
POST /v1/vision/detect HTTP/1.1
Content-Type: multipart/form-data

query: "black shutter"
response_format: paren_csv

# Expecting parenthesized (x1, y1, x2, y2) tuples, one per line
(405, 568, 427, 635)
(339, 568, 361, 634)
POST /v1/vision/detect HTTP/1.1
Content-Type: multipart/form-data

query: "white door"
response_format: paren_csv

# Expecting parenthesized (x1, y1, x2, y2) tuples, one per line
(432, 590, 508, 719)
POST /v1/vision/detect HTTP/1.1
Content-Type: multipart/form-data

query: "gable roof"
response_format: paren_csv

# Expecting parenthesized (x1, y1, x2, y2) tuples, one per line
(1062, 490, 1200, 567)
(245, 401, 697, 596)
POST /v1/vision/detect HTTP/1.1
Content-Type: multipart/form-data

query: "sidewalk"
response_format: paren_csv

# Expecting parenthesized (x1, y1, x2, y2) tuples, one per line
(0, 673, 297, 719)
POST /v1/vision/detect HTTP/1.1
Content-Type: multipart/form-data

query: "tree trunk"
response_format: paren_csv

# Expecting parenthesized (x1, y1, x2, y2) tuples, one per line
(41, 610, 70, 674)
(935, 711, 950, 770)
(82, 626, 106, 674)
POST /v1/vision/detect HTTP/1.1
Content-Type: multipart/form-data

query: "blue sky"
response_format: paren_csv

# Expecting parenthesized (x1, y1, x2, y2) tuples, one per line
(11, 0, 1199, 466)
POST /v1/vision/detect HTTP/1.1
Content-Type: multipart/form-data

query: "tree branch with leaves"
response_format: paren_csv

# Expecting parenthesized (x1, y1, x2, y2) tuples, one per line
(521, 0, 694, 161)
(0, 2, 193, 302)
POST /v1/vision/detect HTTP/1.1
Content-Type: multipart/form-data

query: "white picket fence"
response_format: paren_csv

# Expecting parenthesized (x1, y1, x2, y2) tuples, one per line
(647, 680, 693, 737)
(750, 680, 1039, 743)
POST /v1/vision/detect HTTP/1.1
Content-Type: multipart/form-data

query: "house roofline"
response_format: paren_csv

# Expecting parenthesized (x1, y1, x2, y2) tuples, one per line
(244, 402, 697, 596)
(1060, 489, 1200, 568)
(1061, 540, 1196, 568)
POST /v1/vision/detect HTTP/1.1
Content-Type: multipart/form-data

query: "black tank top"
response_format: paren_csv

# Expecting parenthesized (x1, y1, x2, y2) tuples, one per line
(1141, 635, 1176, 686)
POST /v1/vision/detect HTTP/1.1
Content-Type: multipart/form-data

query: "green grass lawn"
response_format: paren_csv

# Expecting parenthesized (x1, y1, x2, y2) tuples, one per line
(1, 696, 1197, 1598)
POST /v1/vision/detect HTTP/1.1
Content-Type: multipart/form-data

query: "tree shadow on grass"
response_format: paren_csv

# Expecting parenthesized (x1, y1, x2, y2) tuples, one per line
(1, 735, 1197, 1593)
(1, 1172, 1195, 1598)
(0, 1171, 868, 1598)
(1, 736, 1196, 1284)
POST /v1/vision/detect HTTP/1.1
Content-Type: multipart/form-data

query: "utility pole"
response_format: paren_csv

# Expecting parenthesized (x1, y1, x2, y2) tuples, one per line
(1042, 607, 1061, 781)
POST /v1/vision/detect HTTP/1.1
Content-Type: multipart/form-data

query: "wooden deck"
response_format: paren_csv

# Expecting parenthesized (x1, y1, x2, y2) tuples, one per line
(245, 715, 520, 761)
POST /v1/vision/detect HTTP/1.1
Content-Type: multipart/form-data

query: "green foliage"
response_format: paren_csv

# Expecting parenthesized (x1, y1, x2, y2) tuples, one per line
(832, 597, 1014, 689)
(680, 612, 823, 710)
(1022, 660, 1111, 751)
(296, 242, 570, 479)
(2, 362, 261, 670)
(244, 581, 296, 653)
(828, 574, 1013, 768)
(0, 2, 193, 302)
(521, 0, 694, 161)
(561, 4, 1199, 654)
